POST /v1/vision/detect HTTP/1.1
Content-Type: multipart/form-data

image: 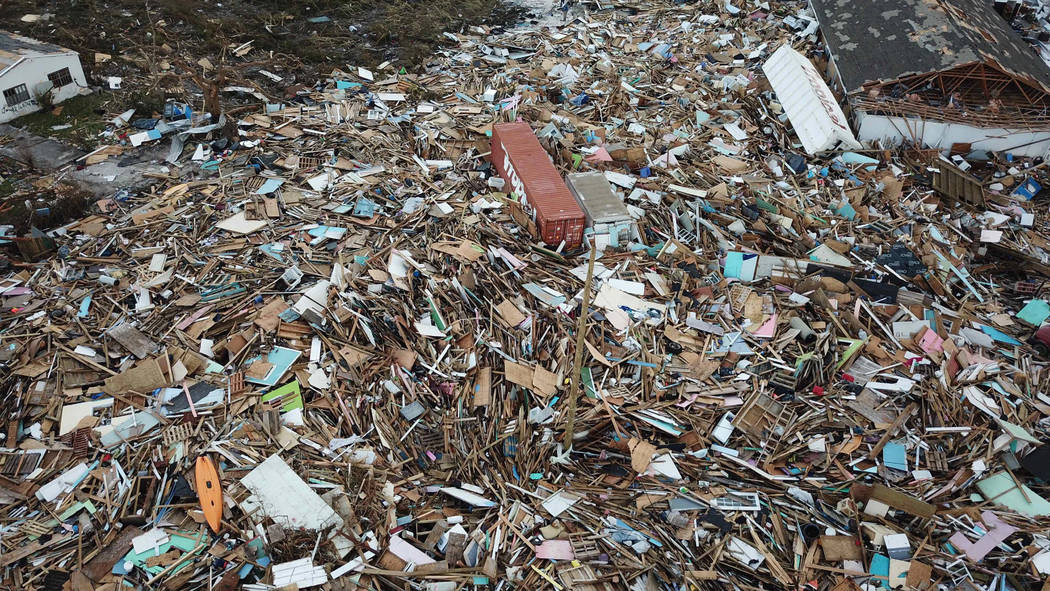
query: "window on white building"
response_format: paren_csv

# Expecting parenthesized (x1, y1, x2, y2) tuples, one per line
(3, 84, 29, 107)
(47, 67, 74, 88)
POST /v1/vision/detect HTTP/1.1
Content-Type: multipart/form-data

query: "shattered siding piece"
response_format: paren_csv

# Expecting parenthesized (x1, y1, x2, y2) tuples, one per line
(240, 454, 342, 530)
(440, 486, 496, 508)
(948, 511, 1017, 561)
(976, 472, 1050, 517)
(1016, 299, 1050, 326)
(272, 558, 328, 588)
(388, 534, 437, 565)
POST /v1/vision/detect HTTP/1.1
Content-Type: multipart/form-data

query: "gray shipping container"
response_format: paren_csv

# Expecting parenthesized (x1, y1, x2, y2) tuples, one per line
(564, 172, 636, 246)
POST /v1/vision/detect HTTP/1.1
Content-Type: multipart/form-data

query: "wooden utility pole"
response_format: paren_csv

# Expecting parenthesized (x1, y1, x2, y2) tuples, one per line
(564, 245, 597, 447)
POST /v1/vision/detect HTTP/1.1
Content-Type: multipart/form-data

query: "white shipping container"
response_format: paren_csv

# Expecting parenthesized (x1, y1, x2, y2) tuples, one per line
(762, 44, 861, 155)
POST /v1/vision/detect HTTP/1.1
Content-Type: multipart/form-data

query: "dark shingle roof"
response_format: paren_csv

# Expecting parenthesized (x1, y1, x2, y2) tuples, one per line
(811, 0, 1050, 94)
(0, 30, 73, 72)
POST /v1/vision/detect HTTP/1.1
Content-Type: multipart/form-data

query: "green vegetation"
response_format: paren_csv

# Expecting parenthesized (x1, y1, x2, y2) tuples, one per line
(371, 0, 505, 65)
(0, 0, 524, 181)
(0, 0, 522, 77)
(16, 94, 110, 150)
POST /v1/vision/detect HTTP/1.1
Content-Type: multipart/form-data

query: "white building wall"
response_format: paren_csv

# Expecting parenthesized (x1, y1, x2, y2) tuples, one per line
(0, 53, 88, 123)
(856, 111, 1050, 158)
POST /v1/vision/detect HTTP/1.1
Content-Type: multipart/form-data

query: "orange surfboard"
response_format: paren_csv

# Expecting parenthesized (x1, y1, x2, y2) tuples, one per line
(195, 456, 223, 533)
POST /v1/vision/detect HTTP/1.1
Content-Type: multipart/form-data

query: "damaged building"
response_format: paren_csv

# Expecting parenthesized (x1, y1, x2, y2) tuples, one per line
(812, 0, 1050, 157)
(0, 30, 87, 123)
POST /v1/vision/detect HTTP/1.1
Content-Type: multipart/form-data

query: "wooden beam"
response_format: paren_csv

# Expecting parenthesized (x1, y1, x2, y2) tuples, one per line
(941, 63, 983, 98)
(1015, 79, 1036, 104)
(850, 96, 1050, 128)
(977, 62, 990, 102)
(868, 403, 918, 460)
(984, 61, 1050, 106)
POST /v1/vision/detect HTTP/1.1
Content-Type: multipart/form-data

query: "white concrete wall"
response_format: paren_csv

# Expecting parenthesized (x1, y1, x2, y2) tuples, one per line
(856, 111, 1050, 158)
(0, 53, 88, 123)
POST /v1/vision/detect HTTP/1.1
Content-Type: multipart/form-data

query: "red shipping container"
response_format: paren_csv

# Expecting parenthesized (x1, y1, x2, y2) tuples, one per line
(491, 122, 586, 248)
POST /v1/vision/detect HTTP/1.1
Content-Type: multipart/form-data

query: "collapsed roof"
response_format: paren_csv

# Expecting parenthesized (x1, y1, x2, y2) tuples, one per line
(811, 0, 1050, 97)
(0, 30, 74, 73)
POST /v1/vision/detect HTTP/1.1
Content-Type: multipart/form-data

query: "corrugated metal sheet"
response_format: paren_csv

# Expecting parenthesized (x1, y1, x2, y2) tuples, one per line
(492, 122, 585, 248)
(565, 172, 632, 224)
(762, 45, 861, 154)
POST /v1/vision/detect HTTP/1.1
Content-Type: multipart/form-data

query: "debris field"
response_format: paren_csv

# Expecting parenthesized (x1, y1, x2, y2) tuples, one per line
(2, 2, 1050, 591)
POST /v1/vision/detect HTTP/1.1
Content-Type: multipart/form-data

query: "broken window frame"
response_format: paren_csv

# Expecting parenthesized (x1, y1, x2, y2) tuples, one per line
(3, 83, 30, 107)
(47, 67, 74, 88)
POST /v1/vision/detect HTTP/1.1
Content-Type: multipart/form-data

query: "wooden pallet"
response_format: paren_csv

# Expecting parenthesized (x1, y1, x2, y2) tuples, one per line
(0, 451, 43, 478)
(296, 156, 323, 170)
(20, 520, 51, 538)
(70, 429, 91, 458)
(229, 372, 245, 396)
(926, 449, 949, 472)
(415, 429, 445, 454)
(162, 423, 195, 446)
